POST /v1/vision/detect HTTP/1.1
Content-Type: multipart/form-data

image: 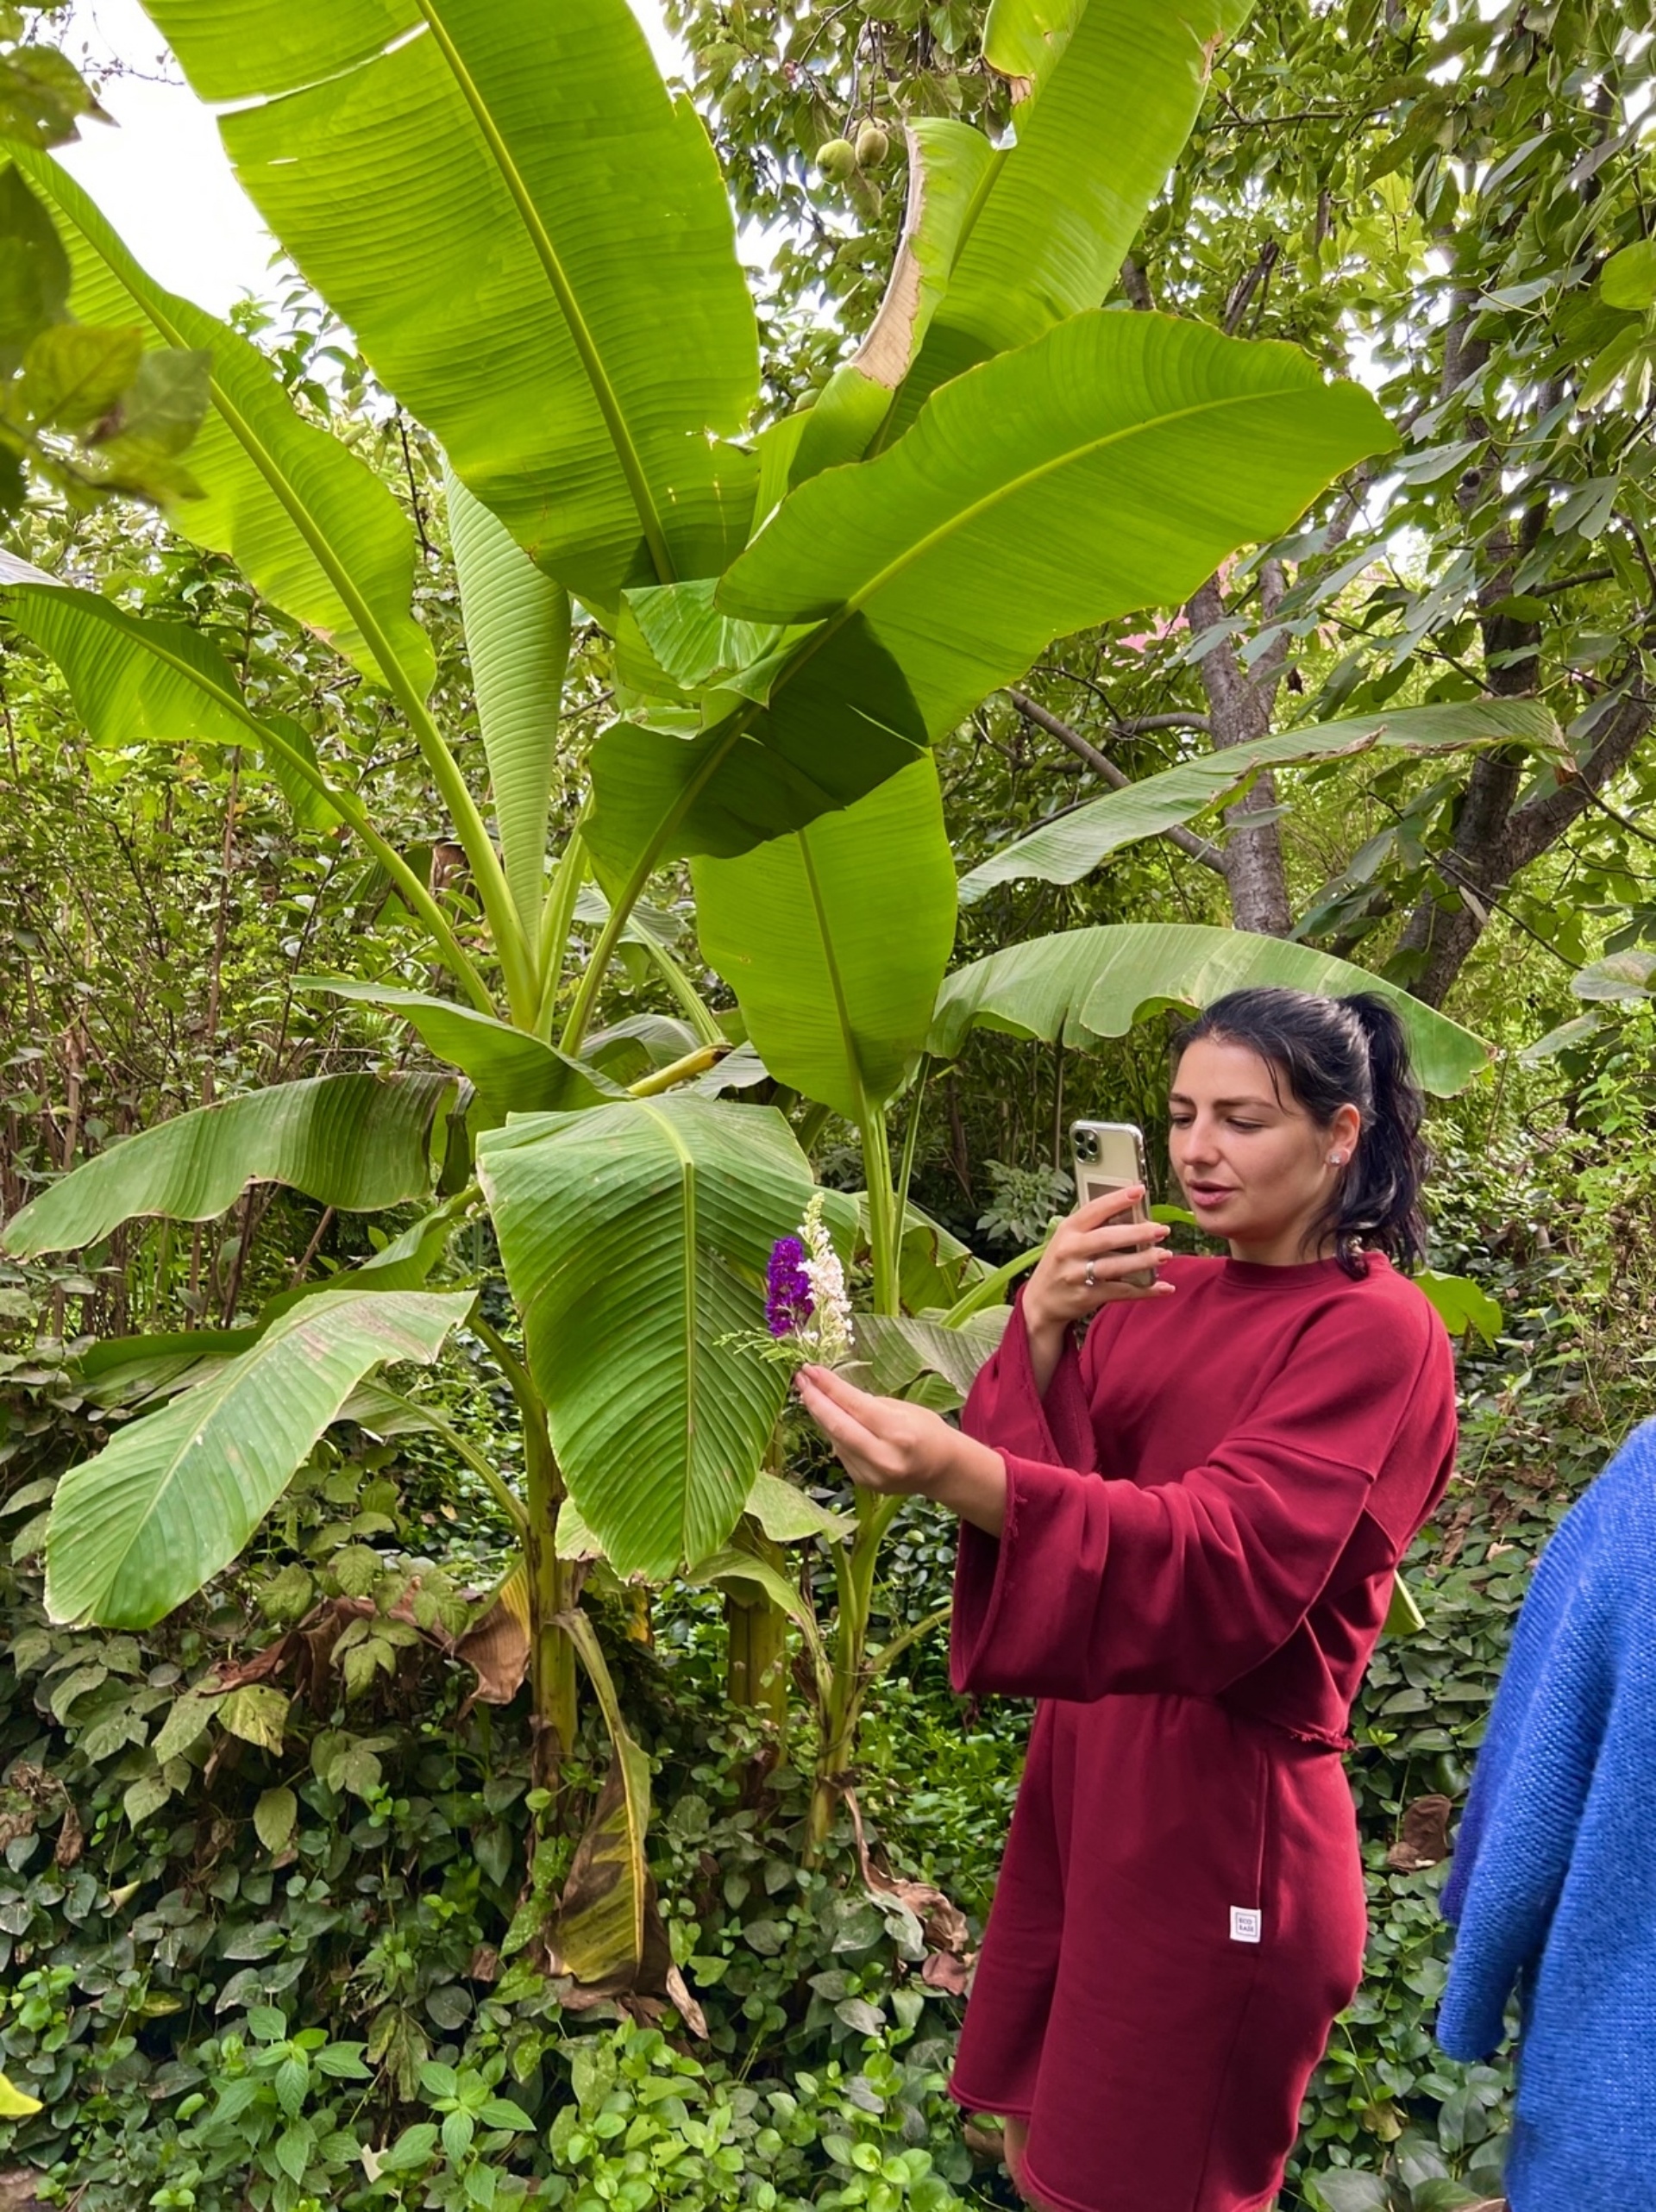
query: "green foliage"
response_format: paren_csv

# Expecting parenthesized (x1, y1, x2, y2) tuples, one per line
(693, 760, 957, 1128)
(928, 923, 1488, 1093)
(476, 1099, 816, 1576)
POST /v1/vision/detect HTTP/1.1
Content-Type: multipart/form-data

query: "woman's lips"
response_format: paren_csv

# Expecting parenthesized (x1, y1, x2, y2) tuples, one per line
(1187, 1184, 1236, 1210)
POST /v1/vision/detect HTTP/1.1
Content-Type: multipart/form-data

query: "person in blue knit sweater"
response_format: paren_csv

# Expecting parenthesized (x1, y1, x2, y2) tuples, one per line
(1436, 1417, 1656, 2209)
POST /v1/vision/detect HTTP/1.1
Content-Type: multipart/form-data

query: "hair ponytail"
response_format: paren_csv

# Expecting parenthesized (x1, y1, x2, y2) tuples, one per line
(1334, 994, 1428, 1275)
(1170, 985, 1430, 1277)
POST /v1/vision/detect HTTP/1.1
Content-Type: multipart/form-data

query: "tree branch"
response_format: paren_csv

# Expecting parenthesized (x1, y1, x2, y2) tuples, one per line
(1006, 689, 1227, 874)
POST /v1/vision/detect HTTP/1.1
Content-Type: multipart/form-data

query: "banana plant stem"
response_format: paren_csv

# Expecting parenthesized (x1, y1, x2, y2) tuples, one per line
(867, 1600, 951, 1682)
(395, 686, 538, 1025)
(473, 1312, 576, 1782)
(859, 1106, 900, 1319)
(533, 832, 588, 1039)
(408, 1401, 528, 1538)
(118, 266, 530, 1020)
(807, 1486, 900, 1854)
(203, 693, 496, 1015)
(941, 1234, 1051, 1328)
(559, 880, 638, 1054)
(894, 1055, 931, 1227)
(641, 935, 725, 1046)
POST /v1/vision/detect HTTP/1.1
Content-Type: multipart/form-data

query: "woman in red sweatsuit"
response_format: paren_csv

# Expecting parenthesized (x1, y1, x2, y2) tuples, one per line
(796, 987, 1458, 2212)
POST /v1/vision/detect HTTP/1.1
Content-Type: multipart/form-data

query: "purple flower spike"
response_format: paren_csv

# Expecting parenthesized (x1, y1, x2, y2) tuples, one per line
(766, 1234, 813, 1338)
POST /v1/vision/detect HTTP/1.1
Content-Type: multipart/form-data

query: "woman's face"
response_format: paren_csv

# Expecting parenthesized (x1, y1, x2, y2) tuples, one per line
(1167, 1037, 1361, 1266)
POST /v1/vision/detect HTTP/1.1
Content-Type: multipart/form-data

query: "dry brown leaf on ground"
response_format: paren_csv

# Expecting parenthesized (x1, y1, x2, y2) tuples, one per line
(1387, 1793, 1454, 1871)
(844, 1787, 975, 1985)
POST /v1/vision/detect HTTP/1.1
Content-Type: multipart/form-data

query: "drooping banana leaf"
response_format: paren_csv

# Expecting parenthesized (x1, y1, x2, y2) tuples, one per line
(544, 1608, 655, 1985)
(8, 146, 434, 695)
(926, 924, 1488, 1095)
(4, 1073, 453, 1256)
(75, 1192, 476, 1412)
(45, 1290, 473, 1627)
(958, 698, 1565, 902)
(476, 1096, 815, 1577)
(692, 758, 957, 1123)
(300, 981, 620, 1118)
(142, 0, 762, 612)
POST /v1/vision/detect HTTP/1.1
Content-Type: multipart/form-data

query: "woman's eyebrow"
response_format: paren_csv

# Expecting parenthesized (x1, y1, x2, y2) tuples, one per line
(1167, 1091, 1281, 1112)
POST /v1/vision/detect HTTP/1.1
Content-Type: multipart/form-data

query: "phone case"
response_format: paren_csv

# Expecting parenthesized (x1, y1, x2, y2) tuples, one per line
(1070, 1120, 1155, 1288)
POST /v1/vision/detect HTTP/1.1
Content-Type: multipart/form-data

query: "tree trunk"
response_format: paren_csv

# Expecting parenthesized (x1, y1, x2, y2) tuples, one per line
(1185, 572, 1294, 935)
(1398, 690, 1653, 1006)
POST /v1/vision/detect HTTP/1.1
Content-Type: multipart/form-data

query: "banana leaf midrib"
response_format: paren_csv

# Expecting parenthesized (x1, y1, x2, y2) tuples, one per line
(630, 1100, 701, 1567)
(796, 828, 875, 1124)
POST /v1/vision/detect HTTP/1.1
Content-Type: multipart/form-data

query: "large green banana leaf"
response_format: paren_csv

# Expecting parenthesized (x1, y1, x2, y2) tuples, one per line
(692, 758, 957, 1124)
(958, 698, 1565, 902)
(302, 982, 620, 1119)
(45, 1290, 473, 1627)
(8, 147, 433, 696)
(4, 1074, 453, 1256)
(476, 1097, 814, 1577)
(889, 0, 1256, 427)
(926, 924, 1488, 1093)
(76, 1193, 474, 1413)
(446, 466, 570, 936)
(143, 0, 760, 612)
(587, 311, 1391, 887)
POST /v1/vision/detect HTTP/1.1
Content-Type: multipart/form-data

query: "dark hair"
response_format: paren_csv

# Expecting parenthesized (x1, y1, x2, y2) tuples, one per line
(1170, 986, 1429, 1277)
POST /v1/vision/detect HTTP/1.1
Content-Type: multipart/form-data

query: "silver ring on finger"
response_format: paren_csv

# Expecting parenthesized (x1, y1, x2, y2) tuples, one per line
(1083, 1257, 1096, 1291)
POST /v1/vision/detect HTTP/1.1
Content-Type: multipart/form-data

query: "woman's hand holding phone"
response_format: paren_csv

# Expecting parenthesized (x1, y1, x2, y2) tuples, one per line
(1023, 1186, 1174, 1392)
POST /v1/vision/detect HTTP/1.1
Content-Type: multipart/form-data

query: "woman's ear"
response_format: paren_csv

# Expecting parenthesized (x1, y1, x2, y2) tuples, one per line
(1327, 1102, 1362, 1164)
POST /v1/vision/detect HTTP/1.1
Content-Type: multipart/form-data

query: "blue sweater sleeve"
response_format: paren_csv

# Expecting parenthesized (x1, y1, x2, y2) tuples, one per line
(1436, 1495, 1613, 2060)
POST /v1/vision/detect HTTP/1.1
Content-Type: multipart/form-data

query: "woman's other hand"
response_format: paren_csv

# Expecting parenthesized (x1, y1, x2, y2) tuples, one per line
(1022, 1185, 1174, 1390)
(794, 1365, 1008, 1537)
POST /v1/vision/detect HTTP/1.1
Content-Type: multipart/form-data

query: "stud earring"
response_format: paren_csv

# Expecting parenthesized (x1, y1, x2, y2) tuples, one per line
(1328, 1152, 1346, 1166)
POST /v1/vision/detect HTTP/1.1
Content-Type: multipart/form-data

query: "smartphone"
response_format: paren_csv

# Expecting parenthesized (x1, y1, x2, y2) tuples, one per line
(1070, 1120, 1155, 1290)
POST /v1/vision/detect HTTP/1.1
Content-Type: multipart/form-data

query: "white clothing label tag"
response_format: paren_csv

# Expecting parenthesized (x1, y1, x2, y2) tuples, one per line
(1229, 1906, 1262, 1945)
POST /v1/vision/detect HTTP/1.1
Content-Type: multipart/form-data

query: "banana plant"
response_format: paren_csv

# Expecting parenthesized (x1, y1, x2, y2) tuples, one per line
(0, 0, 1557, 1965)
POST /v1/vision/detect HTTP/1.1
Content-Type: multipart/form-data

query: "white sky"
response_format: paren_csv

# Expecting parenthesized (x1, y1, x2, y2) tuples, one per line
(53, 0, 686, 316)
